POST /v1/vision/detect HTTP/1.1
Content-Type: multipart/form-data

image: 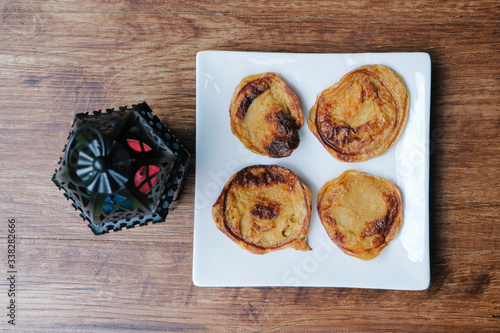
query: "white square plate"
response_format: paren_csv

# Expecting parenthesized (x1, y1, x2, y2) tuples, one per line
(193, 51, 430, 289)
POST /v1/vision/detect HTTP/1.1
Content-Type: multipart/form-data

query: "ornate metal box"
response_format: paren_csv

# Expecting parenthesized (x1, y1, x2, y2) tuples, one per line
(53, 102, 190, 234)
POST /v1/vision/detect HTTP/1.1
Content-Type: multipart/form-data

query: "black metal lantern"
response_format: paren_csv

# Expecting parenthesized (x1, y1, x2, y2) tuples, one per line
(53, 102, 190, 234)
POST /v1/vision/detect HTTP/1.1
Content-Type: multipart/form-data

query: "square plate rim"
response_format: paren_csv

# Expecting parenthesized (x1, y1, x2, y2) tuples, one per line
(193, 50, 431, 290)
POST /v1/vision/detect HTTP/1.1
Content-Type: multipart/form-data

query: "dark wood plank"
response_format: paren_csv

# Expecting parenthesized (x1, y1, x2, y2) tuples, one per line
(2, 0, 499, 21)
(16, 239, 500, 331)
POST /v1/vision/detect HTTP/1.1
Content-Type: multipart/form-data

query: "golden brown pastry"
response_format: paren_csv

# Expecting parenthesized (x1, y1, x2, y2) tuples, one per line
(229, 73, 303, 158)
(308, 64, 409, 162)
(317, 170, 403, 260)
(212, 165, 312, 254)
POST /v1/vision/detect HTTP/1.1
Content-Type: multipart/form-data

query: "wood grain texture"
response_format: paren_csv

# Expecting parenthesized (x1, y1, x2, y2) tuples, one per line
(0, 0, 499, 331)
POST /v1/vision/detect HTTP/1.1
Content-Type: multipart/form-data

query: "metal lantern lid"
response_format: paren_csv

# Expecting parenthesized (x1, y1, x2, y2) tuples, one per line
(53, 102, 190, 234)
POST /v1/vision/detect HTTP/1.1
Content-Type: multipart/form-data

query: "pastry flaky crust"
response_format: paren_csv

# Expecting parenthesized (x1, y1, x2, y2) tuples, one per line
(212, 165, 312, 254)
(229, 73, 303, 158)
(317, 170, 403, 260)
(308, 64, 409, 162)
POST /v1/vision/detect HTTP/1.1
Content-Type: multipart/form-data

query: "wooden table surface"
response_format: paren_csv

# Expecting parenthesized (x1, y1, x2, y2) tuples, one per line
(1, 0, 499, 331)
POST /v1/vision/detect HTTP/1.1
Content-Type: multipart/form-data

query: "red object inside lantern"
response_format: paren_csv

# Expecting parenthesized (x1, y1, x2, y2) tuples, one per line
(127, 139, 152, 152)
(134, 165, 159, 194)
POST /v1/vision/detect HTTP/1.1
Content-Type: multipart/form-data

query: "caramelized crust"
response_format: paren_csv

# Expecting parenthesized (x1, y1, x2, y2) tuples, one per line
(308, 65, 409, 162)
(229, 73, 303, 158)
(317, 170, 403, 260)
(212, 165, 312, 254)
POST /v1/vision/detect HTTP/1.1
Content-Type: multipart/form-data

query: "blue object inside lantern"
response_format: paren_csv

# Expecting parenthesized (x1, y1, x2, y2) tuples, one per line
(103, 194, 133, 214)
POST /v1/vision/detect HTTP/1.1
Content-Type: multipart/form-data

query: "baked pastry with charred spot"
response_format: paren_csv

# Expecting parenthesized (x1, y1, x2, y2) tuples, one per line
(229, 73, 303, 158)
(308, 64, 409, 162)
(317, 170, 403, 260)
(212, 165, 312, 254)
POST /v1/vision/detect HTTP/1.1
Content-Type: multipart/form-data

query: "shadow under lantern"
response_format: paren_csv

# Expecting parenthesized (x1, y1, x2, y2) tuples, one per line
(53, 102, 190, 235)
